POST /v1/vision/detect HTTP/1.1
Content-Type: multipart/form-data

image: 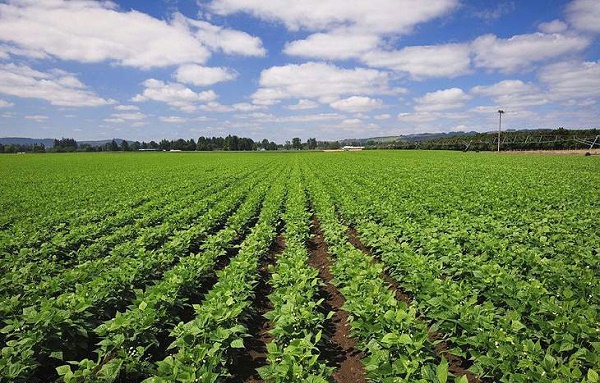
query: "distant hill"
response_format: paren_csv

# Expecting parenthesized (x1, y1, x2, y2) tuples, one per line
(340, 131, 480, 145)
(0, 137, 55, 147)
(0, 137, 126, 148)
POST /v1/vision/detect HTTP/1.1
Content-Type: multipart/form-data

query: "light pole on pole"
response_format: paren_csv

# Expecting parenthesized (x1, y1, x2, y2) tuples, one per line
(497, 109, 505, 152)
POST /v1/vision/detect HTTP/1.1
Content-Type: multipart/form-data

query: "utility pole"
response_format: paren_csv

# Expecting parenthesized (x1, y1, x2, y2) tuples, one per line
(497, 109, 505, 152)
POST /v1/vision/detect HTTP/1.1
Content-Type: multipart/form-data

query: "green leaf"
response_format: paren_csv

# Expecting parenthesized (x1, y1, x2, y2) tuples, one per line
(50, 351, 64, 360)
(437, 357, 448, 383)
(588, 369, 599, 382)
(398, 334, 412, 345)
(56, 365, 72, 376)
(139, 301, 147, 311)
(230, 338, 245, 348)
(455, 375, 469, 383)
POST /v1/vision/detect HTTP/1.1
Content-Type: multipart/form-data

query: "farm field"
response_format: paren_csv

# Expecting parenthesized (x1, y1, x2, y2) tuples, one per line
(0, 151, 598, 383)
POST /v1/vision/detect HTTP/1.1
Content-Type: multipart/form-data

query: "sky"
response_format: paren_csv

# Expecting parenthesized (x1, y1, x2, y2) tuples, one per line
(0, 0, 598, 143)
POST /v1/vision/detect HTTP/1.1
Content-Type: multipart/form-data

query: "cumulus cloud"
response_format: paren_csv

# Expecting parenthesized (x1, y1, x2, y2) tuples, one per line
(0, 63, 112, 107)
(104, 111, 147, 123)
(362, 43, 471, 80)
(252, 62, 392, 105)
(286, 99, 319, 110)
(330, 96, 384, 113)
(174, 64, 237, 86)
(179, 16, 266, 57)
(284, 28, 380, 60)
(160, 116, 188, 123)
(538, 19, 568, 33)
(374, 113, 391, 120)
(132, 79, 218, 112)
(0, 0, 264, 69)
(232, 102, 265, 111)
(538, 61, 599, 99)
(208, 0, 458, 33)
(414, 88, 471, 112)
(471, 32, 589, 72)
(0, 99, 14, 108)
(471, 80, 548, 108)
(114, 105, 140, 111)
(25, 114, 48, 122)
(566, 0, 599, 33)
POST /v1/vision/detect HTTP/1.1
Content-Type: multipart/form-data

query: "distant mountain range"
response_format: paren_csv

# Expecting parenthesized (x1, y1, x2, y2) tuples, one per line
(0, 137, 126, 147)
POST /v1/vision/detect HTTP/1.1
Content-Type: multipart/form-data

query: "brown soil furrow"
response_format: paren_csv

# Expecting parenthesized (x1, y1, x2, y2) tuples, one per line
(346, 225, 482, 383)
(308, 218, 367, 383)
(227, 233, 284, 383)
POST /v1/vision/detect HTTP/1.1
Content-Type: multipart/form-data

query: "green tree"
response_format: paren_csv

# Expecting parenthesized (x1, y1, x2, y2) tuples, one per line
(292, 137, 302, 150)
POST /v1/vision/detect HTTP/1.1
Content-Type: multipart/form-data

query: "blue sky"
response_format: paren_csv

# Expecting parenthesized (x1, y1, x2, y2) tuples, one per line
(0, 0, 597, 143)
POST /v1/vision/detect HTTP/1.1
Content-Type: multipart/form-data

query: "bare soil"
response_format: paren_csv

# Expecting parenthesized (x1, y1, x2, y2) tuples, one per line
(308, 218, 368, 383)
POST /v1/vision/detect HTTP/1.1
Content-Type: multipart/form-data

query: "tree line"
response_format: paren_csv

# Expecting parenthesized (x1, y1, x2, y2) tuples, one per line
(0, 135, 343, 153)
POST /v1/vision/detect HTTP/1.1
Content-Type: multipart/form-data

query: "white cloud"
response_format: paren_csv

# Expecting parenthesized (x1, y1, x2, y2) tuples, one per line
(114, 105, 140, 111)
(199, 102, 234, 112)
(104, 112, 146, 123)
(0, 0, 264, 69)
(0, 63, 112, 107)
(330, 96, 384, 112)
(160, 116, 188, 123)
(538, 61, 599, 100)
(25, 114, 48, 122)
(252, 62, 392, 105)
(284, 28, 380, 60)
(538, 19, 568, 33)
(566, 0, 599, 33)
(174, 64, 237, 86)
(471, 32, 589, 72)
(232, 102, 265, 111)
(374, 113, 391, 120)
(236, 112, 344, 123)
(180, 15, 266, 56)
(362, 43, 471, 79)
(132, 79, 218, 112)
(471, 80, 548, 108)
(0, 99, 14, 108)
(208, 0, 458, 34)
(471, 2, 516, 21)
(286, 99, 319, 110)
(159, 115, 214, 123)
(414, 88, 471, 112)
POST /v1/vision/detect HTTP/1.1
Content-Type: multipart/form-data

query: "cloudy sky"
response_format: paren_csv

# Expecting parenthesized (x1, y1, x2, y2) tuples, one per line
(0, 0, 597, 142)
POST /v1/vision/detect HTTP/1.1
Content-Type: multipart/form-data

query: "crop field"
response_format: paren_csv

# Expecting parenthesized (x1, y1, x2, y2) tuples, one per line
(0, 151, 598, 383)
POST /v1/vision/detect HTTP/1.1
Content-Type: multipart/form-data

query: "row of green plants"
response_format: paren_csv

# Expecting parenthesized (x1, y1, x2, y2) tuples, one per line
(0, 168, 254, 326)
(58, 168, 275, 382)
(0, 169, 269, 382)
(308, 156, 598, 382)
(0, 157, 213, 259)
(141, 173, 286, 382)
(305, 170, 464, 383)
(0, 172, 242, 313)
(258, 166, 332, 382)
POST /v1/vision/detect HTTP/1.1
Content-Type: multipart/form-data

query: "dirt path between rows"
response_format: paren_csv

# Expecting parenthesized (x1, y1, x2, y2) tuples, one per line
(308, 218, 368, 383)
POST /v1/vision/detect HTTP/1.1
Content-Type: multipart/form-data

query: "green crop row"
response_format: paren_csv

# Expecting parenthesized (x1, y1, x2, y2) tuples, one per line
(141, 171, 286, 383)
(0, 166, 269, 382)
(305, 169, 464, 383)
(258, 165, 332, 383)
(58, 166, 276, 382)
(304, 153, 598, 383)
